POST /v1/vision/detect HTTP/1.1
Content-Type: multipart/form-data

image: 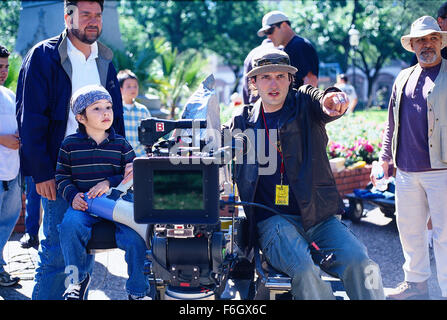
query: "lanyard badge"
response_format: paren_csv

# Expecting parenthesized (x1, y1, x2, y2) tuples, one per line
(261, 108, 289, 206)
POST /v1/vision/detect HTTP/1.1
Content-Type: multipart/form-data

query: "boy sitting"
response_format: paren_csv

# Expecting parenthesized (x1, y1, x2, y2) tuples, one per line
(118, 69, 151, 157)
(56, 84, 150, 300)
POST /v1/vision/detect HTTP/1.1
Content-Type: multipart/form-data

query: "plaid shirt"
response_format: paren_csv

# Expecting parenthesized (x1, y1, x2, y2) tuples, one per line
(123, 101, 151, 157)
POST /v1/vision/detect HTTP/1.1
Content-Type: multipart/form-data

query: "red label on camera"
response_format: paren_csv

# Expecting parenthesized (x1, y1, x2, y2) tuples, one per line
(156, 122, 164, 132)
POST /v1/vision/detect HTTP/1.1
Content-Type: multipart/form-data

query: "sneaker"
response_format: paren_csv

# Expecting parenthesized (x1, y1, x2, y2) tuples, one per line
(0, 271, 20, 287)
(63, 273, 91, 300)
(20, 233, 39, 249)
(128, 294, 153, 300)
(386, 280, 429, 300)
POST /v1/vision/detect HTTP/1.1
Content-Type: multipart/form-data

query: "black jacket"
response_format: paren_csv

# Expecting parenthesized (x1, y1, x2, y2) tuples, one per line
(230, 85, 344, 251)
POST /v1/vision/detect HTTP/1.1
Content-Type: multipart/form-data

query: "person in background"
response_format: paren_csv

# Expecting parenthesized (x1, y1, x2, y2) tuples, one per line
(257, 10, 319, 89)
(334, 73, 358, 113)
(0, 45, 21, 287)
(118, 69, 151, 157)
(410, 2, 447, 66)
(374, 16, 447, 300)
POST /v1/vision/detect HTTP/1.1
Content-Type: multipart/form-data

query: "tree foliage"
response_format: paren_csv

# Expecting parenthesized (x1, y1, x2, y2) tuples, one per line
(0, 0, 20, 51)
(146, 38, 207, 118)
(284, 0, 444, 106)
(0, 0, 21, 92)
(117, 0, 264, 92)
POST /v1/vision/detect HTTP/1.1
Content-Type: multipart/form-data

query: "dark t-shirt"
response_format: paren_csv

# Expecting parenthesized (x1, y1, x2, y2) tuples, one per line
(396, 63, 441, 171)
(254, 108, 300, 224)
(284, 35, 319, 89)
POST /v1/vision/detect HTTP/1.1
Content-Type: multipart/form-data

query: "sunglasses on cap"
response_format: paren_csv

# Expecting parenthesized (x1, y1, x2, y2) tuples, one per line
(254, 56, 290, 67)
(264, 22, 283, 35)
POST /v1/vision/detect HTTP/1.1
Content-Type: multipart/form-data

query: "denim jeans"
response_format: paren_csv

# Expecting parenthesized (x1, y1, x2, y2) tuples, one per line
(257, 214, 385, 300)
(32, 195, 95, 300)
(59, 207, 149, 297)
(0, 174, 22, 272)
(25, 176, 41, 236)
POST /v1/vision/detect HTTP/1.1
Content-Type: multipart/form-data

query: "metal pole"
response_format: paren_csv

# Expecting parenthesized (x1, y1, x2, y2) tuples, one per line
(352, 47, 356, 94)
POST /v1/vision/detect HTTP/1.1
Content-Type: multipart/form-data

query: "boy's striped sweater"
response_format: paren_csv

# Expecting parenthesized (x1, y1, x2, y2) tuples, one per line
(55, 127, 135, 205)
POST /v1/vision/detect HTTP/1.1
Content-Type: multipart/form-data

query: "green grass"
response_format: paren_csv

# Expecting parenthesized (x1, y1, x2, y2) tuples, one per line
(352, 107, 388, 123)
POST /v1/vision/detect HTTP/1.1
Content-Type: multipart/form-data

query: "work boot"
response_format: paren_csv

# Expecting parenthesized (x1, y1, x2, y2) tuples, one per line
(386, 280, 429, 300)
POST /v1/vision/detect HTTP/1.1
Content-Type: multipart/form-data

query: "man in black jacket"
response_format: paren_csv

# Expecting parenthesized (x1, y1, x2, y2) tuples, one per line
(230, 48, 384, 299)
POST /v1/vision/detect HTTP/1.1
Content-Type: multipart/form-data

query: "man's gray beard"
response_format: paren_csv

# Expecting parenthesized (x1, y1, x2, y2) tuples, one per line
(419, 50, 438, 65)
(71, 28, 101, 45)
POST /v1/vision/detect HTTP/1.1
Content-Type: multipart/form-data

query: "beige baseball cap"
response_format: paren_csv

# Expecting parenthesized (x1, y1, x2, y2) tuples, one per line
(257, 11, 289, 37)
(401, 15, 447, 52)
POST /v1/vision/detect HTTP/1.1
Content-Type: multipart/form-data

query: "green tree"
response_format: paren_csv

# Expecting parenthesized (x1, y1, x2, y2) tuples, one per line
(0, 0, 21, 92)
(146, 38, 207, 119)
(204, 1, 265, 92)
(119, 0, 210, 53)
(113, 14, 159, 93)
(0, 0, 20, 51)
(3, 53, 21, 93)
(118, 0, 265, 93)
(285, 0, 444, 107)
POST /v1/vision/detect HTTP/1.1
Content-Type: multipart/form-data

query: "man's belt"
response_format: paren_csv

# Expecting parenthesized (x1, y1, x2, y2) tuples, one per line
(1, 180, 12, 191)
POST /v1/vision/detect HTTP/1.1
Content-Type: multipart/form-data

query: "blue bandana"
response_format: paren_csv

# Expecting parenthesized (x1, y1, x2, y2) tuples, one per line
(71, 84, 112, 115)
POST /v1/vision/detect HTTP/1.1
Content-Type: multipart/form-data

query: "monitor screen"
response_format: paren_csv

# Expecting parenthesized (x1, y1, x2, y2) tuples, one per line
(133, 157, 219, 225)
(153, 170, 204, 210)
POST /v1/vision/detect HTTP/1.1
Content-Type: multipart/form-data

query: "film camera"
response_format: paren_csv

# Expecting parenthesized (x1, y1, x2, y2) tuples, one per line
(134, 120, 246, 300)
(132, 77, 247, 300)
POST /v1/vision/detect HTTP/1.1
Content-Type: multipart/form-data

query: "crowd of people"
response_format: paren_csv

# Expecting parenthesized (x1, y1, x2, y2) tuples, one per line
(1, 0, 447, 301)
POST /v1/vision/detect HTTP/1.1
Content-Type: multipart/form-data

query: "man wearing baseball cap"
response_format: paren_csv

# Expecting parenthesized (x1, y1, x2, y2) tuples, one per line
(257, 10, 319, 89)
(230, 48, 385, 299)
(374, 16, 447, 300)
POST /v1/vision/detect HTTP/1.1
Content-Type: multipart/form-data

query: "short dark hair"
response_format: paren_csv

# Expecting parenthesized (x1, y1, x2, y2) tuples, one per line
(64, 0, 104, 14)
(0, 45, 10, 58)
(339, 73, 348, 82)
(438, 1, 447, 18)
(117, 69, 138, 88)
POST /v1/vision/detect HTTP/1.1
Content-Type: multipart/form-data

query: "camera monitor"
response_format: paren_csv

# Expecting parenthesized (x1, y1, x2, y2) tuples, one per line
(133, 157, 220, 225)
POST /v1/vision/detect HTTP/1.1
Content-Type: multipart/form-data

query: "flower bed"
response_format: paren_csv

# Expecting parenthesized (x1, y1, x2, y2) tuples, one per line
(326, 111, 387, 168)
(326, 110, 389, 195)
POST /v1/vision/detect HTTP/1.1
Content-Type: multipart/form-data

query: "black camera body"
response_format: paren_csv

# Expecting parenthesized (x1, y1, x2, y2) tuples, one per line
(134, 118, 238, 299)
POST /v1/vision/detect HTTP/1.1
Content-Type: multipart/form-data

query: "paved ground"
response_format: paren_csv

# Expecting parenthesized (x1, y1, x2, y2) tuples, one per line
(0, 232, 129, 300)
(0, 205, 444, 300)
(344, 202, 444, 300)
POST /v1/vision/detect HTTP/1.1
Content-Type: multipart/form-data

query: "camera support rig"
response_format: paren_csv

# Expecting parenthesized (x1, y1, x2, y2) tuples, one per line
(134, 117, 241, 300)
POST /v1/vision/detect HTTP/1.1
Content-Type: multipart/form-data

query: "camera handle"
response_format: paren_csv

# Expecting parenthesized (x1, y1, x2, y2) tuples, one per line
(219, 199, 336, 271)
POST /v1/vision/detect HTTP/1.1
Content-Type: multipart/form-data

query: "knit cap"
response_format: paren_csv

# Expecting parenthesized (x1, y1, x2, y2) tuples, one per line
(71, 84, 112, 115)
